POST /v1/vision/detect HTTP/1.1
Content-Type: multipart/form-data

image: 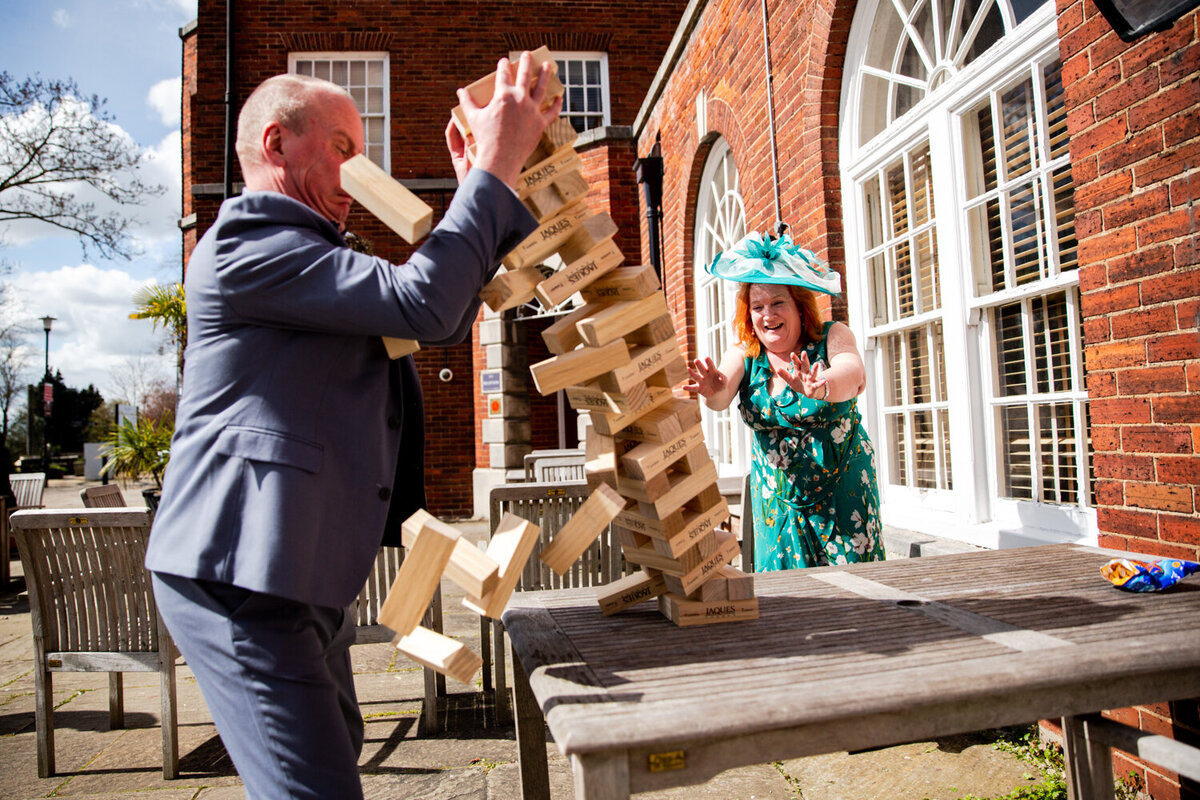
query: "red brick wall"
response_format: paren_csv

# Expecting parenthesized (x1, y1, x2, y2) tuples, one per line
(1057, 4, 1200, 798)
(1058, 1, 1200, 562)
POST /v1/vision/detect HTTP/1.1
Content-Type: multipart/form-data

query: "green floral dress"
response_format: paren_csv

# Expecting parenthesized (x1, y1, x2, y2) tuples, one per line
(739, 322, 885, 571)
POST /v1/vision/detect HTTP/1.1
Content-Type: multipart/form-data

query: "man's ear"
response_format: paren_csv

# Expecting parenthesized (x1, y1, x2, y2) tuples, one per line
(261, 121, 287, 167)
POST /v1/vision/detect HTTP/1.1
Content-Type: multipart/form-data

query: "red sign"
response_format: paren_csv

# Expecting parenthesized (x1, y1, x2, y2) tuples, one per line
(43, 382, 53, 417)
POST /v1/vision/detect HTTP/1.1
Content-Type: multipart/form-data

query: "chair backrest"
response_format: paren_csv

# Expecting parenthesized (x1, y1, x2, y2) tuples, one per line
(10, 508, 164, 660)
(532, 455, 586, 483)
(739, 471, 755, 571)
(523, 449, 585, 481)
(80, 484, 127, 508)
(489, 480, 627, 592)
(354, 546, 405, 644)
(8, 473, 46, 510)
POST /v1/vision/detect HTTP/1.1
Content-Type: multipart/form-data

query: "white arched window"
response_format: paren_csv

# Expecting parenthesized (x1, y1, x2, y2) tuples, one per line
(841, 0, 1095, 547)
(693, 138, 750, 479)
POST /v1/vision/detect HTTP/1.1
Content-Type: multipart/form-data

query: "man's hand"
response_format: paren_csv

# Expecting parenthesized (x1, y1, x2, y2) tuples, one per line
(455, 52, 563, 188)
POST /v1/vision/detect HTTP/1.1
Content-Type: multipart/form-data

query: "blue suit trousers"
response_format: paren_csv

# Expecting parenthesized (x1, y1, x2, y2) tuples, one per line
(152, 572, 363, 799)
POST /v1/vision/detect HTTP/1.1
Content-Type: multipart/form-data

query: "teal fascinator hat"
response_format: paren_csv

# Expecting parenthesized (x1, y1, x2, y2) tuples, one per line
(705, 232, 841, 296)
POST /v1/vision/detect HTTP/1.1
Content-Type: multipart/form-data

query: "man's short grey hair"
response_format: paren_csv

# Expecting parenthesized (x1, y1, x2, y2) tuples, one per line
(235, 74, 355, 168)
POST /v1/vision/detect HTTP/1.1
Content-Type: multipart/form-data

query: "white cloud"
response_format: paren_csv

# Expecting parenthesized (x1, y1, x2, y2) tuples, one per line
(148, 77, 181, 127)
(51, 9, 72, 28)
(7, 263, 174, 399)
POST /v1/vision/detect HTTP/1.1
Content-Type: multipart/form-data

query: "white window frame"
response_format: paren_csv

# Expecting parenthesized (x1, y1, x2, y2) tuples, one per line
(288, 51, 391, 171)
(693, 137, 751, 480)
(840, 0, 1097, 548)
(549, 51, 611, 132)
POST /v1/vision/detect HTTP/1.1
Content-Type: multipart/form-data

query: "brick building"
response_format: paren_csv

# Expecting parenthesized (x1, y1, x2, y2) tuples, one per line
(179, 0, 688, 516)
(633, 0, 1197, 797)
(181, 0, 1197, 794)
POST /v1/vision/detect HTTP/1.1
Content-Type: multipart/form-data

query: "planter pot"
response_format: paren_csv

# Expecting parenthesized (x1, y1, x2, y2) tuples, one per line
(142, 488, 162, 512)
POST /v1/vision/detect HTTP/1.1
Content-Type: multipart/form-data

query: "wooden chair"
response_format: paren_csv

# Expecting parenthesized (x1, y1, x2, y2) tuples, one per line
(522, 448, 584, 481)
(80, 484, 127, 508)
(0, 497, 9, 588)
(352, 546, 447, 733)
(10, 507, 178, 779)
(531, 455, 586, 482)
(483, 480, 628, 723)
(8, 472, 46, 510)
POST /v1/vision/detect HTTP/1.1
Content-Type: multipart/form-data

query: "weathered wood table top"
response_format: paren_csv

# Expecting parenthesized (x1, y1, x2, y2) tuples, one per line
(502, 544, 1200, 800)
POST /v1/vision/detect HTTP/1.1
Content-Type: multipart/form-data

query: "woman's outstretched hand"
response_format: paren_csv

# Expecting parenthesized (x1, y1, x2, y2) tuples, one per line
(684, 356, 726, 398)
(778, 350, 828, 400)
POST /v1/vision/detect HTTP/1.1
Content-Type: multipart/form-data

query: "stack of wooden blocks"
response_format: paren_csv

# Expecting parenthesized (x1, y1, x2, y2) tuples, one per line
(344, 47, 759, 687)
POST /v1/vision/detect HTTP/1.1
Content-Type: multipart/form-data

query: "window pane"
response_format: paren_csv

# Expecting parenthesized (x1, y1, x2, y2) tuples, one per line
(1053, 167, 1078, 272)
(1000, 79, 1035, 181)
(870, 253, 890, 325)
(1009, 182, 1043, 285)
(332, 61, 347, 85)
(863, 175, 884, 249)
(963, 0, 1004, 65)
(914, 409, 937, 488)
(350, 61, 365, 85)
(586, 87, 602, 112)
(586, 60, 600, 83)
(910, 328, 931, 403)
(915, 230, 939, 313)
(995, 302, 1027, 396)
(888, 414, 909, 484)
(1032, 292, 1071, 393)
(1038, 401, 1078, 504)
(939, 408, 953, 489)
(1000, 405, 1033, 499)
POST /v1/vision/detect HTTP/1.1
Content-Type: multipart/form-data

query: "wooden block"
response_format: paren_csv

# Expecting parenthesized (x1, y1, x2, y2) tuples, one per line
(517, 148, 584, 200)
(622, 528, 719, 575)
(660, 529, 741, 596)
(616, 467, 672, 503)
(451, 45, 564, 139)
(577, 292, 670, 347)
(625, 314, 677, 347)
(647, 356, 688, 389)
(596, 570, 667, 616)
(609, 398, 702, 443)
(677, 445, 713, 474)
(718, 564, 755, 601)
(340, 154, 433, 243)
(658, 592, 759, 627)
(698, 574, 729, 602)
(395, 625, 482, 685)
(557, 212, 618, 264)
(538, 483, 624, 575)
(463, 512, 541, 620)
(639, 459, 719, 519)
(616, 526, 653, 549)
(502, 202, 591, 270)
(565, 381, 650, 414)
(524, 170, 589, 221)
(589, 387, 675, 436)
(530, 339, 630, 396)
(378, 511, 460, 636)
(400, 509, 499, 600)
(535, 238, 624, 310)
(620, 423, 707, 481)
(616, 497, 730, 559)
(598, 338, 683, 394)
(479, 266, 544, 312)
(524, 117, 578, 167)
(579, 264, 662, 303)
(584, 429, 617, 491)
(541, 302, 603, 355)
(383, 337, 420, 359)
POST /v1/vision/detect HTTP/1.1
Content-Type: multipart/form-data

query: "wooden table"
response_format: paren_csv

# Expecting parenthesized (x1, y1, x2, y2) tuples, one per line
(502, 544, 1200, 799)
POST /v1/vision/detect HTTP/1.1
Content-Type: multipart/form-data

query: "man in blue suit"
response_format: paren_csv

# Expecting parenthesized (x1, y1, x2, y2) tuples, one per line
(146, 53, 560, 798)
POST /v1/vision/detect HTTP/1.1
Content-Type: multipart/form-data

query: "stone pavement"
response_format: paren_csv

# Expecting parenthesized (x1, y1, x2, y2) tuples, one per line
(0, 477, 1048, 799)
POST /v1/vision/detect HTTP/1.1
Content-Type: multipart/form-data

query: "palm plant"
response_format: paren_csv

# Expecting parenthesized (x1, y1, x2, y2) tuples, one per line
(130, 281, 186, 369)
(100, 417, 172, 489)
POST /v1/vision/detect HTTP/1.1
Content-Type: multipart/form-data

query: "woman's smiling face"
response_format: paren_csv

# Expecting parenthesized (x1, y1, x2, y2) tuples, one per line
(748, 283, 802, 355)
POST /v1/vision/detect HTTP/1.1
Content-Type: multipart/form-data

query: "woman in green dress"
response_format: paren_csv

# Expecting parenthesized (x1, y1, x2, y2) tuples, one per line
(685, 232, 884, 571)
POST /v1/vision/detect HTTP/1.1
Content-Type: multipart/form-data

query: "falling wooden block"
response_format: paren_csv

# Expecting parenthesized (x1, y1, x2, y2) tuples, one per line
(658, 592, 759, 627)
(538, 483, 625, 575)
(614, 495, 730, 559)
(580, 264, 662, 303)
(502, 202, 591, 270)
(541, 302, 603, 354)
(576, 292, 670, 347)
(597, 338, 683, 394)
(517, 147, 584, 200)
(565, 380, 651, 415)
(383, 338, 421, 359)
(378, 511, 460, 636)
(479, 266, 545, 312)
(395, 625, 482, 685)
(340, 154, 433, 243)
(535, 238, 624, 310)
(524, 170, 590, 222)
(400, 509, 499, 601)
(589, 387, 676, 436)
(463, 512, 541, 620)
(530, 338, 630, 396)
(620, 423, 707, 481)
(605, 398, 702, 443)
(451, 45, 564, 139)
(597, 569, 667, 616)
(625, 314, 677, 347)
(557, 211, 619, 264)
(524, 117, 578, 168)
(584, 429, 617, 490)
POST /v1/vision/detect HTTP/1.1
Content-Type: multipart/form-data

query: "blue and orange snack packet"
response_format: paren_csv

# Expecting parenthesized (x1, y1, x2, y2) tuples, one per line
(1100, 557, 1199, 592)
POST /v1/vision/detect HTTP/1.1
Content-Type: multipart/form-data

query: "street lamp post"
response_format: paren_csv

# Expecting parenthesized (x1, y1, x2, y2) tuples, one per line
(40, 316, 55, 473)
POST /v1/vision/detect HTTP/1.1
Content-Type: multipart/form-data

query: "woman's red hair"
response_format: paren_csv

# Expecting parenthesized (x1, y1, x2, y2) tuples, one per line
(732, 283, 824, 358)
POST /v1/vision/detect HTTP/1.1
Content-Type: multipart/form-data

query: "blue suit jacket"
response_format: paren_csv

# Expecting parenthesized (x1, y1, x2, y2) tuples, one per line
(146, 168, 535, 608)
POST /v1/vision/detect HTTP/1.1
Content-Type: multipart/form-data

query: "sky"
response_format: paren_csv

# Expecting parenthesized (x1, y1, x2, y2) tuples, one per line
(1, 0, 197, 407)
